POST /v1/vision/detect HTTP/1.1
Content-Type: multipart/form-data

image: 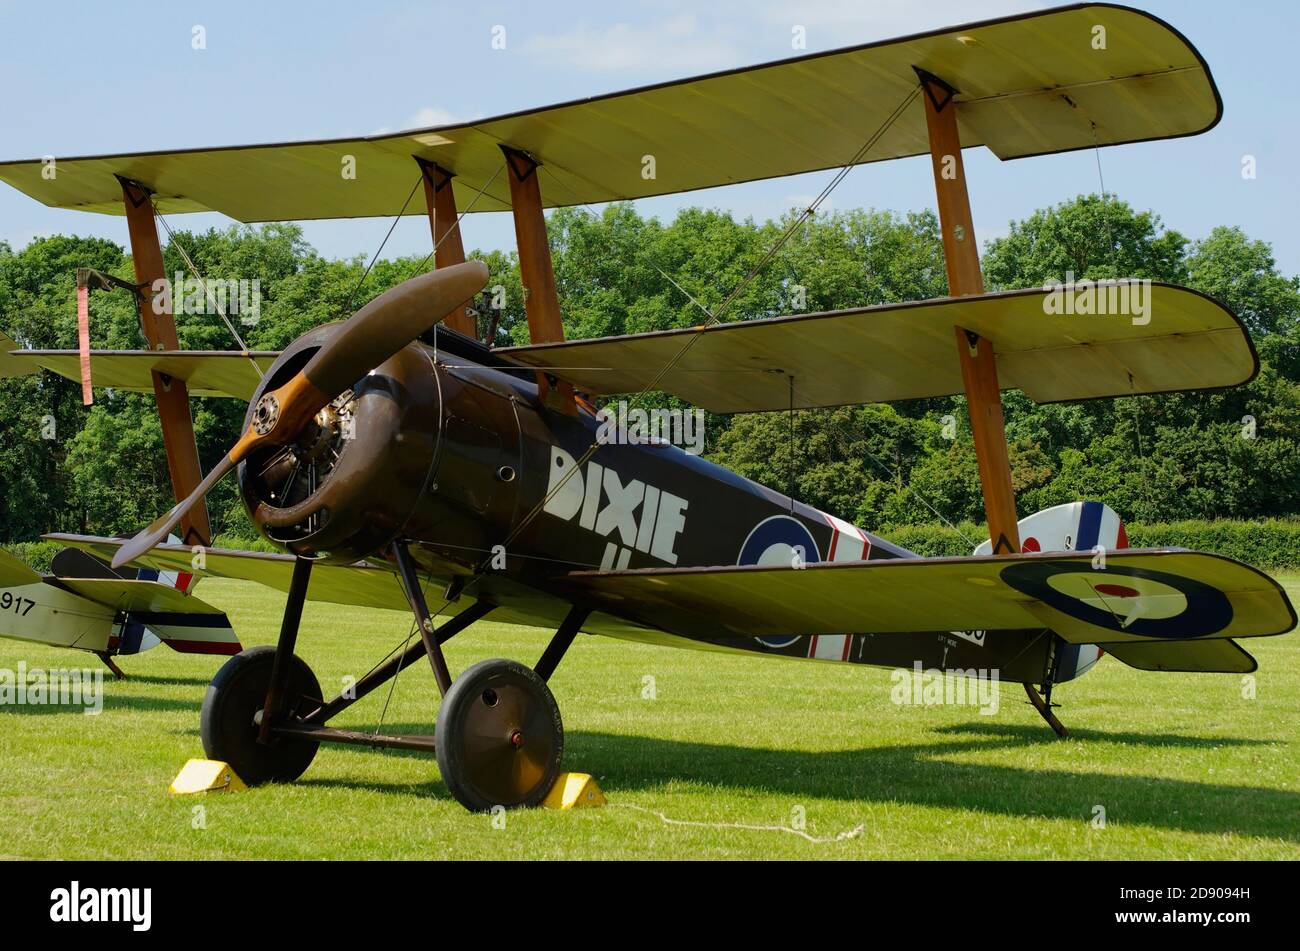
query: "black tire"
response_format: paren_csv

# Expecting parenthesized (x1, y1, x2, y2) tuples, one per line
(200, 645, 322, 786)
(435, 658, 563, 812)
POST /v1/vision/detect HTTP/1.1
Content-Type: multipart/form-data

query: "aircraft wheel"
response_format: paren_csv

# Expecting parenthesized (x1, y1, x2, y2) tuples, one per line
(436, 658, 563, 811)
(200, 645, 321, 786)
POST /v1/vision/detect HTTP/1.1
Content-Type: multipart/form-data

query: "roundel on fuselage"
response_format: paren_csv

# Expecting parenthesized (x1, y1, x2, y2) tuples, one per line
(738, 514, 821, 569)
(738, 515, 821, 650)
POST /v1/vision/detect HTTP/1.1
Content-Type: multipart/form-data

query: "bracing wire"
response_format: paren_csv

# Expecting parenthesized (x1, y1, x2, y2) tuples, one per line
(152, 207, 265, 379)
(481, 83, 924, 564)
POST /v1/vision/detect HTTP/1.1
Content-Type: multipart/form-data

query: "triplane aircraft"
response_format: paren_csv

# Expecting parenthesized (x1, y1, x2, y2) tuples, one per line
(0, 4, 1293, 810)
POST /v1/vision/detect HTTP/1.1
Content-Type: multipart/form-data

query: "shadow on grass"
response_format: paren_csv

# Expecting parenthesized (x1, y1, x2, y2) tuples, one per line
(0, 692, 197, 715)
(935, 721, 1273, 749)
(299, 721, 1299, 842)
(118, 674, 214, 688)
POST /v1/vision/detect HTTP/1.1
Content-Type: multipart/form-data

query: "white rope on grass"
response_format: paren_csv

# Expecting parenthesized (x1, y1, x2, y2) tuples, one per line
(613, 803, 864, 844)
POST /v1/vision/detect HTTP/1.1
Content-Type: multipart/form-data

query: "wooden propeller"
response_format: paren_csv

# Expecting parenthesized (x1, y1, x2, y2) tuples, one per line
(112, 260, 488, 570)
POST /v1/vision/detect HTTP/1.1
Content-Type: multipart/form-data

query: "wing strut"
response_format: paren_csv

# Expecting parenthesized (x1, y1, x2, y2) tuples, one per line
(416, 157, 479, 338)
(118, 176, 211, 549)
(918, 69, 1020, 554)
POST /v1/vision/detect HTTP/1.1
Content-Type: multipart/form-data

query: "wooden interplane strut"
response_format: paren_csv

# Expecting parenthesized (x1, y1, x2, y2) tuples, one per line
(416, 158, 478, 338)
(918, 71, 1019, 555)
(119, 177, 211, 548)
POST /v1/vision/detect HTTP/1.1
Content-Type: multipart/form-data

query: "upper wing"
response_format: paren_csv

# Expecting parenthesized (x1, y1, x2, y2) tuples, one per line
(1, 349, 277, 400)
(560, 549, 1296, 646)
(0, 6, 1216, 221)
(502, 285, 1256, 409)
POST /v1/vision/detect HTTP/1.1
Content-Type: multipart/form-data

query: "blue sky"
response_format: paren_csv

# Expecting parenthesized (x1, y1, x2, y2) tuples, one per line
(2, 0, 1297, 276)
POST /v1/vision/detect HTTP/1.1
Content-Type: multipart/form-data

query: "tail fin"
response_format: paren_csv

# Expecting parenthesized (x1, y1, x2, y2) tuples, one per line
(974, 501, 1129, 682)
(51, 543, 235, 657)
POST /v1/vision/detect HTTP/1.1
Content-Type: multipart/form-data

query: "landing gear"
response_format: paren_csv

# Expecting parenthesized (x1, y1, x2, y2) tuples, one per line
(204, 543, 586, 810)
(1023, 683, 1068, 738)
(201, 645, 322, 784)
(435, 658, 564, 811)
(1025, 633, 1069, 737)
(95, 651, 126, 680)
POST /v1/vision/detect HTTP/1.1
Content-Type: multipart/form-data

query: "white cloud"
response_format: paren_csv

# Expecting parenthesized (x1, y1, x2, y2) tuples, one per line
(371, 105, 480, 136)
(754, 0, 1044, 43)
(784, 194, 833, 214)
(523, 14, 744, 73)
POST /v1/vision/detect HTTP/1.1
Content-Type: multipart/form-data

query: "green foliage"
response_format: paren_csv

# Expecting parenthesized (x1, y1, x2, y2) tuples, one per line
(0, 540, 62, 572)
(1127, 519, 1300, 571)
(2, 195, 1300, 548)
(877, 522, 983, 558)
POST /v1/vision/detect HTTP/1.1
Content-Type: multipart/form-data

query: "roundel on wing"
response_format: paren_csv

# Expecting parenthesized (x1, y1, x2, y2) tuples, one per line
(739, 516, 821, 649)
(999, 561, 1233, 638)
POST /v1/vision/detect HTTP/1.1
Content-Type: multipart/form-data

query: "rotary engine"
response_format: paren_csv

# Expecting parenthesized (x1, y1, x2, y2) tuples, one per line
(237, 325, 443, 562)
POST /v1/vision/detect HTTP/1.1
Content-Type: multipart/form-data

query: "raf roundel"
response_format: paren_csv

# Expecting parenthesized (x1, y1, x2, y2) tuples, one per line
(737, 514, 821, 569)
(999, 561, 1235, 639)
(738, 515, 821, 649)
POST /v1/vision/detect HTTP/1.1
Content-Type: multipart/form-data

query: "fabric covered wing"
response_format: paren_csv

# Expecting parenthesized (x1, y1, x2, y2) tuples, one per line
(2, 350, 278, 400)
(1103, 638, 1257, 673)
(502, 284, 1255, 409)
(44, 534, 660, 643)
(561, 550, 1296, 646)
(0, 6, 1216, 221)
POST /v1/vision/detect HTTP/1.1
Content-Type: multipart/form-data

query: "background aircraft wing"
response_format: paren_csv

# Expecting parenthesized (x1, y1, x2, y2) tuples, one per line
(0, 547, 42, 587)
(52, 577, 241, 656)
(0, 331, 38, 381)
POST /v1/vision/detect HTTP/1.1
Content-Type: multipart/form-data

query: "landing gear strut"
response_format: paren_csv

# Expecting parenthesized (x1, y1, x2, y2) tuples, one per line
(198, 542, 590, 811)
(1025, 633, 1069, 737)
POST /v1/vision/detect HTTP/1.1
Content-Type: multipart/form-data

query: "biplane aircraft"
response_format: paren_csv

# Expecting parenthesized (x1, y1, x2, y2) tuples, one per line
(0, 541, 239, 678)
(0, 3, 1294, 811)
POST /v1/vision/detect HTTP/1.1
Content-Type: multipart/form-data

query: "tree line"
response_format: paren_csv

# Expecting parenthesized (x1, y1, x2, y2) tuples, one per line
(1, 194, 1297, 545)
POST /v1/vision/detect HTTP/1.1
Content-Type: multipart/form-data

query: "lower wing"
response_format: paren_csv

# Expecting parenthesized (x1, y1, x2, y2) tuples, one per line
(559, 549, 1296, 647)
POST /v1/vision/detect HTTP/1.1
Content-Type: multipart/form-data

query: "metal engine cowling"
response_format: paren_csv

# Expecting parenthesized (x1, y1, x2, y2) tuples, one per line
(237, 325, 441, 562)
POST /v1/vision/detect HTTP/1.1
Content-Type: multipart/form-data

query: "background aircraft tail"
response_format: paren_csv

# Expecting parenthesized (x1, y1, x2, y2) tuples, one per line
(49, 545, 238, 657)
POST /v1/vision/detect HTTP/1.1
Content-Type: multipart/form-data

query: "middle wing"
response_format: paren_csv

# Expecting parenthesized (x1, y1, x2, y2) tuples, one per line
(501, 284, 1255, 409)
(44, 534, 669, 645)
(3, 349, 278, 400)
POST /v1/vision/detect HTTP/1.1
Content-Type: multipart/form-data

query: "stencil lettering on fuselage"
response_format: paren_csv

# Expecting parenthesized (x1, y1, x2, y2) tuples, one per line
(544, 447, 688, 567)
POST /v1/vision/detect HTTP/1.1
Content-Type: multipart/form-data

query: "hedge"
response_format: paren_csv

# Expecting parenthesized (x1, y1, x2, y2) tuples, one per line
(880, 519, 1300, 570)
(1, 540, 63, 573)
(5, 519, 1300, 573)
(1126, 520, 1300, 571)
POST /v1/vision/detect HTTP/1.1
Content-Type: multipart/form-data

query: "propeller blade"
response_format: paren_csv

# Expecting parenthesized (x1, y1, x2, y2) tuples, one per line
(111, 452, 236, 570)
(302, 260, 488, 399)
(111, 260, 488, 570)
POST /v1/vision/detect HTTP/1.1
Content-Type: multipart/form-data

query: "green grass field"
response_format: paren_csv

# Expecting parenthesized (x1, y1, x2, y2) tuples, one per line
(1, 575, 1297, 860)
